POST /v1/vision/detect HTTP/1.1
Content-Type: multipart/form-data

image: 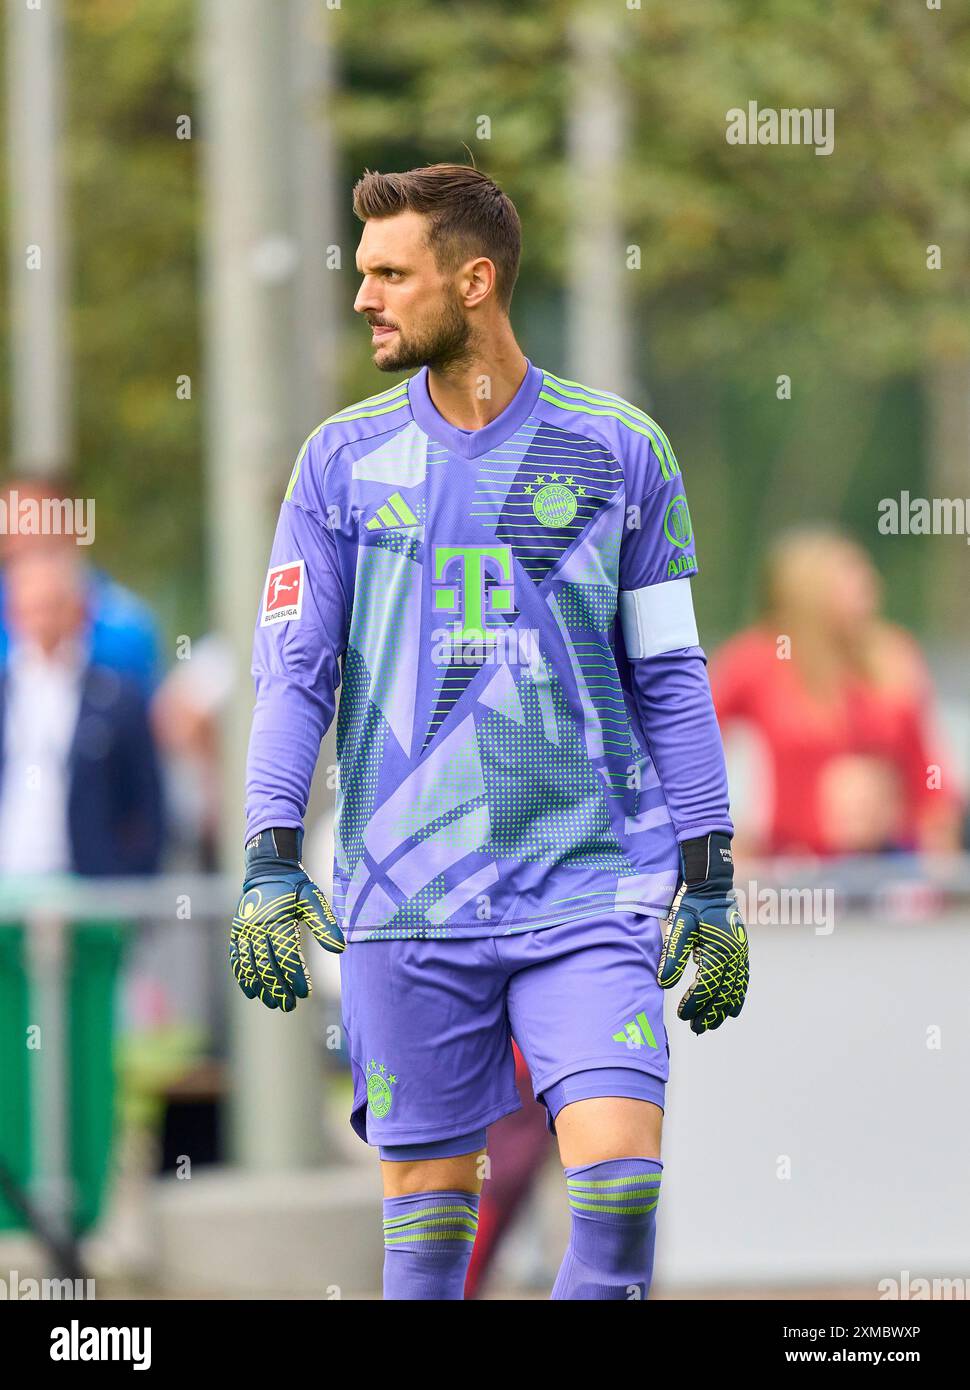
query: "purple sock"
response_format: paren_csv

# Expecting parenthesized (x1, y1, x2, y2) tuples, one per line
(382, 1190, 480, 1300)
(551, 1157, 663, 1301)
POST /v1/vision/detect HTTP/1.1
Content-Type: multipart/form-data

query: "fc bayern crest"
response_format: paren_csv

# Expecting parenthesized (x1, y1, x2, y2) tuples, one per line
(366, 1059, 397, 1118)
(532, 482, 578, 528)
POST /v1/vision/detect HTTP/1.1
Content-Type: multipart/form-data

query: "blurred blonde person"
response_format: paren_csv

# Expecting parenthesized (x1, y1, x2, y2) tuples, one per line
(710, 527, 960, 857)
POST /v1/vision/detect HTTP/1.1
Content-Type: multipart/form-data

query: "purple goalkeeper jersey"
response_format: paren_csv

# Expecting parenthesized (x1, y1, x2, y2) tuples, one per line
(246, 361, 731, 941)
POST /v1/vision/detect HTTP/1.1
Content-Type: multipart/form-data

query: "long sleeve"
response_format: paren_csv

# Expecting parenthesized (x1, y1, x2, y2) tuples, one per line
(617, 440, 732, 842)
(627, 645, 733, 841)
(245, 471, 350, 842)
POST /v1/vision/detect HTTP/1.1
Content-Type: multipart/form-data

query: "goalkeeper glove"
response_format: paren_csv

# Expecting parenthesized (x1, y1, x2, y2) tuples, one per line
(229, 827, 345, 1013)
(658, 831, 749, 1034)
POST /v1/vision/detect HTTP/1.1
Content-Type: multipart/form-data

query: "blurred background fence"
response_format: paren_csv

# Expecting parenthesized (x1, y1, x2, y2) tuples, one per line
(0, 0, 968, 1298)
(3, 857, 970, 1297)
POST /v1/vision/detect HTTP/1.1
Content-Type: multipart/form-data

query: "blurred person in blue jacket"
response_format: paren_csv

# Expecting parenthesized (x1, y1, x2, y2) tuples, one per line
(0, 544, 164, 878)
(0, 480, 160, 695)
(0, 540, 165, 1240)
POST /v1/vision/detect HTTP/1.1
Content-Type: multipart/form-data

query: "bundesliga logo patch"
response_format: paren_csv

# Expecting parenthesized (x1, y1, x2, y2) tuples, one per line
(261, 559, 304, 625)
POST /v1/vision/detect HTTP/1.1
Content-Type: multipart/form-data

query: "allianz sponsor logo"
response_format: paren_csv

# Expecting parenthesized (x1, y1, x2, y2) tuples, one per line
(50, 1319, 151, 1370)
(431, 621, 540, 670)
(726, 101, 835, 156)
(667, 553, 697, 578)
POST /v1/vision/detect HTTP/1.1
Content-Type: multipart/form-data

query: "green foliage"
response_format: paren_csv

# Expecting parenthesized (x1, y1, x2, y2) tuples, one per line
(333, 0, 970, 381)
(65, 0, 203, 638)
(619, 0, 970, 377)
(0, 0, 965, 639)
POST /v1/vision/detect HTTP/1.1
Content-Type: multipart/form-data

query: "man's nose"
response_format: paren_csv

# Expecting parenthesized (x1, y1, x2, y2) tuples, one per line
(353, 276, 382, 316)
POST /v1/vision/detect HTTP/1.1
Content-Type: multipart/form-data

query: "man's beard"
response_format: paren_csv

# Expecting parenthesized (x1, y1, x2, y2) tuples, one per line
(373, 295, 471, 373)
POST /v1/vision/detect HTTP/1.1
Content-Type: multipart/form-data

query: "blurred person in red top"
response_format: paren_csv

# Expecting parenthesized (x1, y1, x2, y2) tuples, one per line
(710, 527, 961, 857)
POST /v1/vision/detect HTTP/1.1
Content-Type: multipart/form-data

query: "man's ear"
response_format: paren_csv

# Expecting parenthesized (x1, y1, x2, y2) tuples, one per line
(462, 256, 497, 308)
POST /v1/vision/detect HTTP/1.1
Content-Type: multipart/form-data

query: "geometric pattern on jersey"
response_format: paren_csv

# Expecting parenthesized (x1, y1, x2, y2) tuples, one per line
(338, 645, 643, 940)
(555, 581, 618, 631)
(421, 656, 493, 753)
(336, 645, 647, 940)
(334, 646, 388, 879)
(476, 656, 631, 874)
(350, 542, 422, 756)
(421, 537, 520, 752)
(350, 418, 428, 486)
(547, 589, 638, 808)
(539, 369, 681, 482)
(419, 430, 529, 752)
(555, 487, 623, 591)
(342, 714, 492, 938)
(371, 527, 422, 564)
(255, 361, 695, 939)
(490, 424, 623, 585)
(420, 425, 623, 752)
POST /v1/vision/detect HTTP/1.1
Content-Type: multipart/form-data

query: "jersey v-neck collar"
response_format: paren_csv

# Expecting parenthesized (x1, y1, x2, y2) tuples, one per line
(407, 359, 544, 458)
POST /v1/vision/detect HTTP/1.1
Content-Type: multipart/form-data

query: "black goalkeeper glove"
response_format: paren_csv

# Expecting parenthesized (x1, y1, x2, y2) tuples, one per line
(229, 827, 345, 1013)
(658, 831, 749, 1034)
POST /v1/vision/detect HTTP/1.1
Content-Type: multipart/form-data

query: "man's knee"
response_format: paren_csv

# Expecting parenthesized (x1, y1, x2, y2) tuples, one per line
(380, 1151, 485, 1198)
(379, 1145, 485, 1300)
(553, 1096, 662, 1168)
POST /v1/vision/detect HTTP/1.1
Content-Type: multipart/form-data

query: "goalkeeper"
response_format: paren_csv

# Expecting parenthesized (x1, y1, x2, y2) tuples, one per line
(230, 163, 748, 1301)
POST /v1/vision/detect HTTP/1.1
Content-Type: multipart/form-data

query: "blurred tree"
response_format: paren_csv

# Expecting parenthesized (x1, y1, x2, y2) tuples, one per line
(0, 0, 204, 642)
(0, 0, 965, 639)
(619, 0, 969, 634)
(68, 0, 202, 640)
(328, 0, 569, 405)
(334, 0, 969, 634)
(623, 1, 969, 368)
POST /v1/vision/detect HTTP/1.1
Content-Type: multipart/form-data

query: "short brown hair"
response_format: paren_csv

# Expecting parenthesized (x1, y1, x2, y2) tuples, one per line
(352, 164, 521, 310)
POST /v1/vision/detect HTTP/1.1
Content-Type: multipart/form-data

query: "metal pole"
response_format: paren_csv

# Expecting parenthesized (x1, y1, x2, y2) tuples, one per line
(289, 0, 342, 1162)
(290, 0, 339, 435)
(289, 0, 341, 873)
(5, 0, 71, 477)
(201, 0, 322, 1170)
(565, 3, 631, 399)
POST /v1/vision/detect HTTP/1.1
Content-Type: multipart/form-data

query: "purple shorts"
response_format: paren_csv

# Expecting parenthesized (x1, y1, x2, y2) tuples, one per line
(338, 912, 669, 1148)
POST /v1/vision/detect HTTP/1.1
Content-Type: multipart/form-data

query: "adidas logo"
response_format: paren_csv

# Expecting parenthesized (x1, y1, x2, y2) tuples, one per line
(365, 491, 419, 531)
(613, 1010, 659, 1049)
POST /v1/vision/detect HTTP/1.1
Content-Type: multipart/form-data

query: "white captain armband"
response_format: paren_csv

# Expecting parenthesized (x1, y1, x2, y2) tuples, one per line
(619, 578, 699, 659)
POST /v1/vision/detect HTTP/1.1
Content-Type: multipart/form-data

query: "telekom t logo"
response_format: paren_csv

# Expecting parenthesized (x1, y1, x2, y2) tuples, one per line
(433, 545, 514, 643)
